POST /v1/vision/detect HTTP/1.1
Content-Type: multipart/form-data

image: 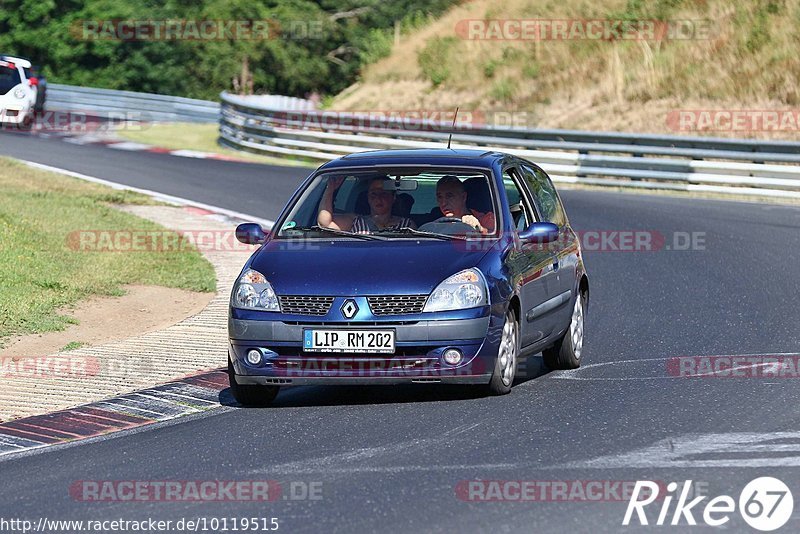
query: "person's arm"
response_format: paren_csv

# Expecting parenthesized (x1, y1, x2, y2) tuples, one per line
(479, 211, 496, 234)
(317, 177, 355, 231)
(462, 212, 489, 234)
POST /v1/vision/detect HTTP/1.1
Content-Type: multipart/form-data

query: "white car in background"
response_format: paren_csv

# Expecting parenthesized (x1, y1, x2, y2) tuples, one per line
(0, 55, 38, 127)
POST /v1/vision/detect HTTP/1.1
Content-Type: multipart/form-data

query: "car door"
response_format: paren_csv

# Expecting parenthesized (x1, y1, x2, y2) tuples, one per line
(519, 163, 579, 332)
(502, 165, 561, 348)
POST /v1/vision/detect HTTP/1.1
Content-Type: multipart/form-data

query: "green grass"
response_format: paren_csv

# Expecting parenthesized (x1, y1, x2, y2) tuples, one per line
(61, 341, 87, 351)
(0, 158, 216, 346)
(116, 123, 314, 168)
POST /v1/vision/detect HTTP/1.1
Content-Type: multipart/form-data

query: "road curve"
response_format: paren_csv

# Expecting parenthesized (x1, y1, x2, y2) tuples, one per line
(1, 132, 799, 532)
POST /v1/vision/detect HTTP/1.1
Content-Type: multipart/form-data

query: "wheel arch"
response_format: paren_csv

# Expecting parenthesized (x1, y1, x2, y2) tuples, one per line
(508, 294, 521, 322)
(578, 274, 589, 309)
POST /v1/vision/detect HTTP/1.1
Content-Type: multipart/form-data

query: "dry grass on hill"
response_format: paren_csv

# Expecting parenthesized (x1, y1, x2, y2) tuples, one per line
(332, 0, 800, 138)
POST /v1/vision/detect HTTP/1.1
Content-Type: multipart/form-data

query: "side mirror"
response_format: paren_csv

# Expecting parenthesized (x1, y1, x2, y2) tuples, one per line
(235, 223, 267, 245)
(518, 222, 560, 244)
(28, 77, 38, 87)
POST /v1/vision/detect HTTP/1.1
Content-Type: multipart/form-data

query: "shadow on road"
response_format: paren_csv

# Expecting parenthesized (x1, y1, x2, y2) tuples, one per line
(218, 354, 552, 408)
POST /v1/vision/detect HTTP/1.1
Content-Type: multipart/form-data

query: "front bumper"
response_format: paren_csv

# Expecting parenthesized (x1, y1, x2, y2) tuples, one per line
(229, 312, 499, 385)
(0, 105, 31, 125)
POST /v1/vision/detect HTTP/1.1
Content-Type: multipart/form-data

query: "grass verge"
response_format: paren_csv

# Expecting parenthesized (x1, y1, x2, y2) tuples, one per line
(0, 158, 216, 346)
(116, 122, 315, 167)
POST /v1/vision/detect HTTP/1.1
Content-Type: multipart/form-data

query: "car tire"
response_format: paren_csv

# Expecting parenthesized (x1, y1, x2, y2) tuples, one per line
(542, 291, 586, 370)
(19, 114, 33, 131)
(227, 357, 279, 406)
(487, 308, 519, 395)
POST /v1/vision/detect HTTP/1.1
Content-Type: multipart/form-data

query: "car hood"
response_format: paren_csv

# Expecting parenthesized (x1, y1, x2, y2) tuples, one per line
(249, 239, 492, 295)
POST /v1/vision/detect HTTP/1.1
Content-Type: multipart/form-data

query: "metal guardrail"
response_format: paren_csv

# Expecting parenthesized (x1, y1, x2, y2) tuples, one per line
(219, 93, 800, 199)
(47, 84, 219, 123)
(39, 85, 800, 199)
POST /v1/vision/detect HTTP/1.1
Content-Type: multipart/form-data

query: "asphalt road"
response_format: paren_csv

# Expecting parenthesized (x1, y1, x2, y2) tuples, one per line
(0, 131, 308, 219)
(1, 132, 800, 533)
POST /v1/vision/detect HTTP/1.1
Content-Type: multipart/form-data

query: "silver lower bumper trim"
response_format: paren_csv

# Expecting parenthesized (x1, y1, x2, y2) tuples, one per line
(235, 373, 492, 386)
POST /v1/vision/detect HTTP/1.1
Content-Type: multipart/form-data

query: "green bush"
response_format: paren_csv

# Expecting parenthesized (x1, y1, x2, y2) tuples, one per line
(522, 62, 540, 79)
(483, 59, 499, 79)
(0, 0, 462, 100)
(489, 78, 516, 102)
(418, 36, 458, 86)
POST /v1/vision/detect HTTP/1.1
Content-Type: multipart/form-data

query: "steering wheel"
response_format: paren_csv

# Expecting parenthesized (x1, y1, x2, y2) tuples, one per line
(419, 216, 476, 235)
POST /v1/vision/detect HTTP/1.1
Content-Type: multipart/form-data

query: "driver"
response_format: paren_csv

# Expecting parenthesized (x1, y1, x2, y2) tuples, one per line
(435, 175, 495, 234)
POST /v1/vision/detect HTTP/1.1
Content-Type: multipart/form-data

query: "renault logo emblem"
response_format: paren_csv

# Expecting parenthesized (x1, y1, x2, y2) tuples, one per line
(341, 299, 358, 319)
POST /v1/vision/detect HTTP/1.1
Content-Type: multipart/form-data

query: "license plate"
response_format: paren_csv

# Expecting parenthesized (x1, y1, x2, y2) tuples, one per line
(303, 329, 395, 354)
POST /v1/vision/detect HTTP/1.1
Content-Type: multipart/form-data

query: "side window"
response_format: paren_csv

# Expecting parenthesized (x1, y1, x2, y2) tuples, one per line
(515, 203, 530, 232)
(503, 167, 537, 231)
(521, 165, 567, 227)
(332, 176, 360, 213)
(503, 169, 520, 206)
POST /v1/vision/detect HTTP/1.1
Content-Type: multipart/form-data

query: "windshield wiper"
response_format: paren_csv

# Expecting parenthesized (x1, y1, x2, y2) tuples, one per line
(374, 227, 467, 241)
(288, 225, 385, 240)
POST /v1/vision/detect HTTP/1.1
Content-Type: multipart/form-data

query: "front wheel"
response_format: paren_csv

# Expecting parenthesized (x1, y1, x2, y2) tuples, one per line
(542, 291, 586, 370)
(227, 357, 279, 406)
(487, 309, 519, 395)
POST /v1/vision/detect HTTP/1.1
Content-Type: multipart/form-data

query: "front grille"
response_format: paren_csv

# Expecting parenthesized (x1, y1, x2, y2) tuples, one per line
(273, 357, 438, 371)
(279, 295, 334, 316)
(367, 295, 428, 316)
(269, 345, 435, 357)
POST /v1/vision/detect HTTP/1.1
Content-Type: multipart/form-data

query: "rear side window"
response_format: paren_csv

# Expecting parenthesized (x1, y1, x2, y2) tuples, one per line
(503, 168, 538, 231)
(0, 65, 21, 94)
(503, 169, 521, 206)
(521, 165, 567, 227)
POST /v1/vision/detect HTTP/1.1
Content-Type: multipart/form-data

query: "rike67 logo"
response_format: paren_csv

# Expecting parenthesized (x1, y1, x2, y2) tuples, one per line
(623, 477, 793, 531)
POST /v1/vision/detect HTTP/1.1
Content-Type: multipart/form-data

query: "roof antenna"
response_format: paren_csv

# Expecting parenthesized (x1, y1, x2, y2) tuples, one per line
(447, 107, 459, 150)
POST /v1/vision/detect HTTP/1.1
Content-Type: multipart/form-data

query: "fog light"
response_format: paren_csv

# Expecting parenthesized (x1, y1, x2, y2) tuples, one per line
(443, 348, 463, 366)
(246, 349, 262, 365)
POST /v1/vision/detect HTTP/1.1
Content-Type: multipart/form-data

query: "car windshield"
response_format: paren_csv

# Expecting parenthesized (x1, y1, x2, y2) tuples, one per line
(277, 168, 498, 239)
(0, 65, 21, 94)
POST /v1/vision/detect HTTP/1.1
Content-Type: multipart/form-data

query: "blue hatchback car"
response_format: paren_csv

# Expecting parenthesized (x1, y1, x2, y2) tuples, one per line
(228, 149, 588, 405)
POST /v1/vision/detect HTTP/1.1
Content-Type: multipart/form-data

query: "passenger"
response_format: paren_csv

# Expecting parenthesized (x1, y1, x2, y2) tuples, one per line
(317, 176, 416, 233)
(435, 175, 496, 234)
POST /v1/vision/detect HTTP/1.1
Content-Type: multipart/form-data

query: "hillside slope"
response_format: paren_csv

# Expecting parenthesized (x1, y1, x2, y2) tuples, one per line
(331, 0, 800, 138)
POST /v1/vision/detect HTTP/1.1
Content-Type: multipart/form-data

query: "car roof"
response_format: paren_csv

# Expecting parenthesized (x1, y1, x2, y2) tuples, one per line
(318, 148, 508, 171)
(0, 55, 32, 69)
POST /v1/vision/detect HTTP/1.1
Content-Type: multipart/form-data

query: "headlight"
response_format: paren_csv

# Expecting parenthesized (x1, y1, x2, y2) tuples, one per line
(13, 88, 25, 99)
(232, 269, 280, 311)
(423, 268, 488, 312)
